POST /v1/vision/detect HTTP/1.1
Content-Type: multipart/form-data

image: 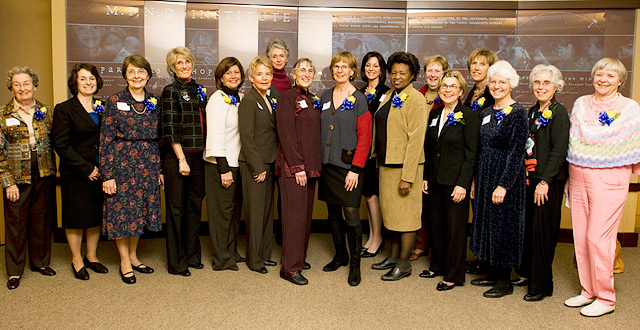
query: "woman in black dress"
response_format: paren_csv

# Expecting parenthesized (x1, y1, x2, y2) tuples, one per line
(358, 51, 389, 258)
(52, 63, 109, 280)
(319, 51, 372, 286)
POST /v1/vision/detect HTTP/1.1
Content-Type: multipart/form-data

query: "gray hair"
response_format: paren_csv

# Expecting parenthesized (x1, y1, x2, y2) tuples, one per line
(529, 64, 565, 93)
(266, 39, 289, 58)
(591, 57, 627, 88)
(7, 66, 39, 90)
(487, 60, 519, 89)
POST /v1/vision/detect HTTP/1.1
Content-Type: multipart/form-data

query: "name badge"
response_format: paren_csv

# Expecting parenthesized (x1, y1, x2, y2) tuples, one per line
(322, 102, 331, 111)
(117, 102, 130, 111)
(379, 94, 386, 103)
(481, 115, 491, 125)
(5, 118, 20, 127)
(429, 118, 438, 127)
(298, 100, 308, 108)
(257, 103, 263, 110)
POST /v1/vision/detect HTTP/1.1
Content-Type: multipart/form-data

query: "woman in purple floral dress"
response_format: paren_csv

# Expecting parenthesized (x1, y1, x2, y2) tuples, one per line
(99, 55, 162, 284)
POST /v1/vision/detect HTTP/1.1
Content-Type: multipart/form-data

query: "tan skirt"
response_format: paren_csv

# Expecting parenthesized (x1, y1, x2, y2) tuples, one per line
(379, 164, 423, 232)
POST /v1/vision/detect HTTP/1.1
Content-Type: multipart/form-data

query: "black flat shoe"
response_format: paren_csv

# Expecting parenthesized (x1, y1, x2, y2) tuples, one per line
(72, 263, 90, 280)
(280, 272, 308, 285)
(436, 281, 457, 291)
(188, 263, 204, 269)
(31, 266, 56, 276)
(169, 269, 191, 277)
(511, 278, 529, 286)
(361, 241, 385, 258)
(524, 293, 550, 302)
(371, 258, 396, 270)
(7, 277, 20, 290)
(470, 277, 498, 287)
(323, 257, 348, 272)
(131, 264, 154, 274)
(381, 267, 411, 281)
(264, 260, 277, 267)
(483, 285, 514, 298)
(119, 269, 136, 284)
(252, 267, 268, 274)
(303, 262, 311, 270)
(419, 270, 438, 278)
(83, 256, 109, 274)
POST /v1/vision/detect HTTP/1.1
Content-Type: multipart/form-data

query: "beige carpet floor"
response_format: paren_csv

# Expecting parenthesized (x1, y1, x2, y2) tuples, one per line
(0, 234, 638, 329)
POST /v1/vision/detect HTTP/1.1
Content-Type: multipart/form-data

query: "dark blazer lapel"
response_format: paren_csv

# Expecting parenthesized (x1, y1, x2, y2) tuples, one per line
(71, 96, 99, 130)
(252, 87, 275, 124)
(439, 102, 463, 140)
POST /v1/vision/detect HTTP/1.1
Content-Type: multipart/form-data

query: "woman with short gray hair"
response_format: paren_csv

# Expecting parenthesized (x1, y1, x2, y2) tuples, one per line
(266, 39, 293, 97)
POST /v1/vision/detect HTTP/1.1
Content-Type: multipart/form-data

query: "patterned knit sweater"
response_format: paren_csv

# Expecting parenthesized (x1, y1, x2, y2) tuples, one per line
(567, 94, 640, 169)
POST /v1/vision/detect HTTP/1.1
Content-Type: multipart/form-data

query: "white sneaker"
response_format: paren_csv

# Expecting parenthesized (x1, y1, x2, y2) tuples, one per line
(564, 295, 595, 307)
(580, 300, 615, 317)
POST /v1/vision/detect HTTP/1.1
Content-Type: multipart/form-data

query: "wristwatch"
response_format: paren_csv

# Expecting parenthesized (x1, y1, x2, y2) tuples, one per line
(539, 180, 548, 185)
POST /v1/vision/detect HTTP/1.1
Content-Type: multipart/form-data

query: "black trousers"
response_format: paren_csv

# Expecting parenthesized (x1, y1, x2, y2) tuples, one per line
(240, 162, 274, 270)
(204, 163, 242, 270)
(427, 182, 469, 284)
(4, 152, 54, 276)
(518, 178, 564, 295)
(163, 151, 204, 273)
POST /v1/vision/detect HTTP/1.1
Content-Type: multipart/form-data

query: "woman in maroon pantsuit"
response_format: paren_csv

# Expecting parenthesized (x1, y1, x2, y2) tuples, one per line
(275, 58, 322, 286)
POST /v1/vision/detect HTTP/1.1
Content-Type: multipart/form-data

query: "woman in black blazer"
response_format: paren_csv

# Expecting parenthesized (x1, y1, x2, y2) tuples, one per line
(420, 70, 478, 290)
(515, 64, 569, 302)
(52, 63, 109, 280)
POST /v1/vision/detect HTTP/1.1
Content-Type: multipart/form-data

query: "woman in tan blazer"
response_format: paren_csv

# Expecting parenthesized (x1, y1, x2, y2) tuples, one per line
(371, 52, 428, 281)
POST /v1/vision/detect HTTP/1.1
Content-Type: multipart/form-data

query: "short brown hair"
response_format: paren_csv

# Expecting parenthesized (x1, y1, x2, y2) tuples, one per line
(214, 57, 245, 90)
(121, 55, 153, 80)
(466, 48, 498, 71)
(425, 55, 449, 73)
(330, 51, 358, 81)
(68, 63, 103, 96)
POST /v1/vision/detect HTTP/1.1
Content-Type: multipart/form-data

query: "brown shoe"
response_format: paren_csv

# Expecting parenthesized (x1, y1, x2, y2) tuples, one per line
(409, 252, 423, 261)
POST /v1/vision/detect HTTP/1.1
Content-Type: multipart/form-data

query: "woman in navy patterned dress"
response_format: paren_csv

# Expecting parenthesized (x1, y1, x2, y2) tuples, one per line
(99, 55, 162, 284)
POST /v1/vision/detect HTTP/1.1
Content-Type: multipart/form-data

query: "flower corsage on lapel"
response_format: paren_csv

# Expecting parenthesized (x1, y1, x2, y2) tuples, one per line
(197, 86, 207, 101)
(341, 95, 355, 111)
(222, 92, 238, 105)
(365, 88, 376, 102)
(34, 106, 48, 120)
(535, 104, 555, 128)
(445, 110, 465, 126)
(470, 96, 485, 111)
(271, 98, 277, 111)
(145, 97, 157, 113)
(312, 95, 322, 109)
(92, 100, 104, 114)
(598, 110, 620, 126)
(392, 92, 408, 108)
(495, 105, 513, 126)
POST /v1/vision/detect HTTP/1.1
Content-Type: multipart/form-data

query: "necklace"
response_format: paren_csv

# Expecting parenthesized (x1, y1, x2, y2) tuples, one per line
(593, 93, 618, 104)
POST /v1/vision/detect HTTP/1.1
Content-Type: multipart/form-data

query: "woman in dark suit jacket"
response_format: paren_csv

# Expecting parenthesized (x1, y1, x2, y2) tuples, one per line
(52, 63, 109, 280)
(420, 71, 478, 290)
(515, 64, 569, 301)
(238, 56, 278, 275)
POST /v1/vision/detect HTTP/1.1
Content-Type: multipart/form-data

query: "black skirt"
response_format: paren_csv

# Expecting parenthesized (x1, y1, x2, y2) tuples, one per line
(318, 164, 364, 207)
(362, 157, 378, 197)
(60, 174, 103, 229)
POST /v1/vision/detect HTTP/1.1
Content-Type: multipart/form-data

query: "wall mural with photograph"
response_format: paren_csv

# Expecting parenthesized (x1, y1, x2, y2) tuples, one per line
(66, 0, 635, 108)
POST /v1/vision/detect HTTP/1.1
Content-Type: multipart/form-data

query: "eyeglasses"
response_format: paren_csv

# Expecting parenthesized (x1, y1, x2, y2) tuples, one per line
(12, 81, 33, 89)
(440, 84, 460, 90)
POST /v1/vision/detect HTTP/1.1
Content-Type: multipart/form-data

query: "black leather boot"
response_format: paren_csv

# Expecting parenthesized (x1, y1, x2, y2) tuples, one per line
(323, 218, 348, 272)
(347, 225, 362, 286)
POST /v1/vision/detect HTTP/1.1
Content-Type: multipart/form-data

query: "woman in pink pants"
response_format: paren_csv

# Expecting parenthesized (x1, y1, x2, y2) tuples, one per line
(565, 57, 640, 317)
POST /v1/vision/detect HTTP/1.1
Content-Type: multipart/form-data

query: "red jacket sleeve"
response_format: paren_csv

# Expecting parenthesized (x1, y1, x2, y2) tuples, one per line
(351, 111, 372, 169)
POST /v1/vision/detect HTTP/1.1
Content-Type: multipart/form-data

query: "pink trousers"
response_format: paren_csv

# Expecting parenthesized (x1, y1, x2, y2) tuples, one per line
(568, 164, 631, 306)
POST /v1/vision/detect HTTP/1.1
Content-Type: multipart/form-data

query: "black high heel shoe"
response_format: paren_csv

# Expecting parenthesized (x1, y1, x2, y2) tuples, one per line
(361, 241, 385, 258)
(72, 263, 90, 280)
